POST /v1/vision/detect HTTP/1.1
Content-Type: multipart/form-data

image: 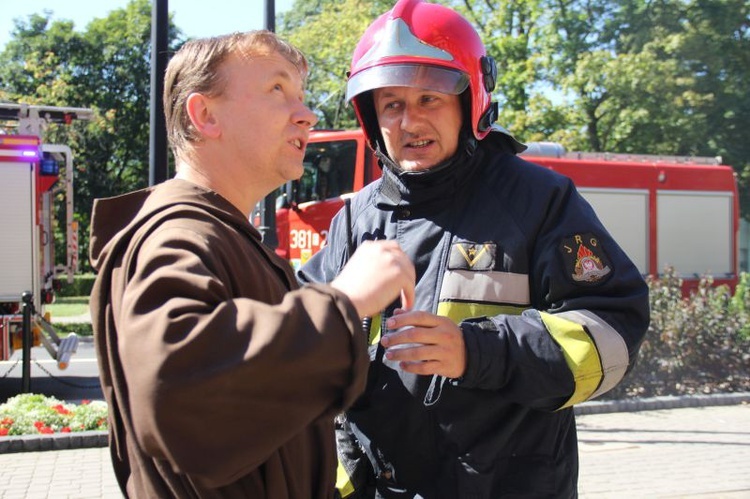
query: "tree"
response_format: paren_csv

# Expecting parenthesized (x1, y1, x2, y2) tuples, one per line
(2, 0, 747, 279)
(448, 0, 569, 142)
(454, 0, 543, 109)
(533, 0, 696, 152)
(608, 0, 750, 218)
(675, 0, 750, 220)
(279, 0, 392, 129)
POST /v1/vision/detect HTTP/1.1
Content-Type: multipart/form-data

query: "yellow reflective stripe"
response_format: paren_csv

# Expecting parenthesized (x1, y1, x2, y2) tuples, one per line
(539, 312, 603, 409)
(437, 301, 527, 324)
(336, 459, 355, 497)
(367, 314, 382, 345)
(439, 270, 530, 305)
(555, 310, 629, 399)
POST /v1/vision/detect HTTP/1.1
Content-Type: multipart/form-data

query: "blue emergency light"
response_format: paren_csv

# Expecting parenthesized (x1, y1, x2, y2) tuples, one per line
(40, 153, 59, 175)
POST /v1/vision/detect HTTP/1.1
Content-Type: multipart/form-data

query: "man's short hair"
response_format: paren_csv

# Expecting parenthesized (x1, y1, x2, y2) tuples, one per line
(163, 30, 308, 161)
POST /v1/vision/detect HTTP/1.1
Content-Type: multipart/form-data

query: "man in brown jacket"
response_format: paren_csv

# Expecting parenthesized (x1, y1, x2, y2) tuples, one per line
(89, 31, 415, 498)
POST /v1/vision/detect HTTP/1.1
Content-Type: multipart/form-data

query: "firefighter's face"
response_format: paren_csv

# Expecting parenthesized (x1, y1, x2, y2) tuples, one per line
(373, 86, 462, 171)
(207, 51, 317, 191)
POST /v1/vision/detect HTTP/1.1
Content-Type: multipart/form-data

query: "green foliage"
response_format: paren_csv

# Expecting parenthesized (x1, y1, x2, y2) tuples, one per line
(602, 268, 750, 399)
(453, 0, 544, 114)
(57, 274, 97, 298)
(0, 394, 107, 436)
(279, 0, 393, 129)
(53, 321, 93, 337)
(729, 272, 750, 339)
(675, 0, 750, 221)
(1, 0, 747, 280)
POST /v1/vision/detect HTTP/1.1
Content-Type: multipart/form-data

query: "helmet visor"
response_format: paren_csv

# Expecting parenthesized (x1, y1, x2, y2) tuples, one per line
(346, 64, 469, 102)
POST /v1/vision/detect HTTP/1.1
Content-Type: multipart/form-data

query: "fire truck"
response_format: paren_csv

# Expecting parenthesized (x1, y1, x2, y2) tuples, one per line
(268, 129, 739, 296)
(0, 103, 92, 374)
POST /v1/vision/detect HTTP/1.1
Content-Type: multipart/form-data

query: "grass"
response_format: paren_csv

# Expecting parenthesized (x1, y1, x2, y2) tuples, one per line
(46, 296, 93, 337)
(46, 296, 89, 317)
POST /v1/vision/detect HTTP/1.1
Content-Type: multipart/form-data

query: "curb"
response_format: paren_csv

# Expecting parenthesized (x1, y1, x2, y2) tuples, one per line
(574, 391, 750, 415)
(0, 430, 107, 454)
(1, 392, 748, 454)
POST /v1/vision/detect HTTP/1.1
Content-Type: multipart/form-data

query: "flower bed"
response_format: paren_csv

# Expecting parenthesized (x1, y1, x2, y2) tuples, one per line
(0, 394, 108, 436)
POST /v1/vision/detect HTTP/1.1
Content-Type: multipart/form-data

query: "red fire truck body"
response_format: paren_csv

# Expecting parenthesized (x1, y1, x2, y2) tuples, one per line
(274, 129, 382, 267)
(272, 129, 739, 295)
(528, 148, 738, 294)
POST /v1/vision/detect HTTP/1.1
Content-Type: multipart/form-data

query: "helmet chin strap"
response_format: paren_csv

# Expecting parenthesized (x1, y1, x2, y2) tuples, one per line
(374, 145, 403, 205)
(461, 127, 479, 156)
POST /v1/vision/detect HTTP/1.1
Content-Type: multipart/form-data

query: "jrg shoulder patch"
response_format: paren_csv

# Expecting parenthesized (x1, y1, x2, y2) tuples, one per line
(559, 233, 612, 285)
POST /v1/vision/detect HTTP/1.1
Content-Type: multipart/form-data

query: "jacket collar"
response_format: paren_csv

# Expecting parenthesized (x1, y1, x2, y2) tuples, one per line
(374, 135, 482, 212)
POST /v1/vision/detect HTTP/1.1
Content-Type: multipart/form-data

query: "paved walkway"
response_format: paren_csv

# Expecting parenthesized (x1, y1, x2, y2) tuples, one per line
(0, 403, 747, 498)
(577, 403, 750, 498)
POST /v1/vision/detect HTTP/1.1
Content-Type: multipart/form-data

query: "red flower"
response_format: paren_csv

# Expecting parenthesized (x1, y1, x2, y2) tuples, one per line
(52, 404, 71, 415)
(0, 417, 13, 426)
(34, 421, 54, 434)
(61, 427, 71, 433)
(0, 428, 8, 436)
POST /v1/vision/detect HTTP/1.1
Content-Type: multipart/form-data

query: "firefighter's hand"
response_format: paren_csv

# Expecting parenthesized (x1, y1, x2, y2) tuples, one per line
(380, 309, 466, 379)
(331, 240, 415, 318)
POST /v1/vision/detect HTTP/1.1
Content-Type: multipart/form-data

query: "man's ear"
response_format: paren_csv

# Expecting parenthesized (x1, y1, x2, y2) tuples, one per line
(185, 92, 221, 139)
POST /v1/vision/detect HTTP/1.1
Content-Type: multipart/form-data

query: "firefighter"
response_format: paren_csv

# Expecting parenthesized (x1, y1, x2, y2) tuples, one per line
(297, 0, 650, 497)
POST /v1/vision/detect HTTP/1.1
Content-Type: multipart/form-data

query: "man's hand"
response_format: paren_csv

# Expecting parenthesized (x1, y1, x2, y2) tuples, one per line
(380, 309, 466, 379)
(330, 240, 415, 318)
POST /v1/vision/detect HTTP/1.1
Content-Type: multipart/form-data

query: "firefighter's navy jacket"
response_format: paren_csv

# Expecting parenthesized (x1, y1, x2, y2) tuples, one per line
(298, 136, 650, 498)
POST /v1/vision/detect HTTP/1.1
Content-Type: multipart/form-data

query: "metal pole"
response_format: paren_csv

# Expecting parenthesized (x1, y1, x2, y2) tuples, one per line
(150, 0, 169, 186)
(259, 0, 279, 249)
(265, 0, 276, 32)
(21, 292, 33, 393)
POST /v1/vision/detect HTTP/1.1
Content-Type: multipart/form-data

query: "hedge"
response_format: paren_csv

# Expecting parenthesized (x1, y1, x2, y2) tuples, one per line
(57, 273, 97, 297)
(600, 269, 750, 400)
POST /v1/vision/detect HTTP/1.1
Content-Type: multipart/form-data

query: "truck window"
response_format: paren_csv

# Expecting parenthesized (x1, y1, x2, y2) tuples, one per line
(296, 139, 357, 203)
(657, 190, 734, 277)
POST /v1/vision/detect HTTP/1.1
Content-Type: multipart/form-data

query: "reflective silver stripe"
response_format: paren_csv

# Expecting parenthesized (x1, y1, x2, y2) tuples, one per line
(356, 19, 453, 70)
(555, 310, 629, 399)
(439, 270, 530, 305)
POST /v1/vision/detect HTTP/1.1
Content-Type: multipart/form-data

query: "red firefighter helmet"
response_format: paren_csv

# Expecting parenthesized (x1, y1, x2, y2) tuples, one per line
(346, 0, 498, 149)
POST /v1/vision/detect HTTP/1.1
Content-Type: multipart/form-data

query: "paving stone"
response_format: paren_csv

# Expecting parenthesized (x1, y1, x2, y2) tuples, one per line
(0, 396, 747, 498)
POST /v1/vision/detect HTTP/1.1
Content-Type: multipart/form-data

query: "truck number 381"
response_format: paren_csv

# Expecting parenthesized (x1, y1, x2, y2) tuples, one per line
(290, 229, 328, 251)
